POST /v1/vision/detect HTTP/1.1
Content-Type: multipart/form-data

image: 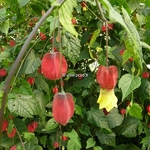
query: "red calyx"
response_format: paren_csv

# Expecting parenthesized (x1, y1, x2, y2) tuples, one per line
(7, 128, 17, 138)
(71, 19, 77, 25)
(53, 142, 59, 149)
(62, 135, 68, 141)
(27, 121, 38, 132)
(146, 105, 150, 113)
(0, 69, 7, 77)
(81, 1, 86, 7)
(9, 40, 16, 47)
(10, 145, 17, 150)
(52, 92, 75, 126)
(120, 108, 126, 115)
(142, 71, 149, 79)
(101, 24, 113, 32)
(52, 86, 59, 94)
(39, 32, 47, 40)
(41, 52, 68, 80)
(96, 65, 118, 89)
(2, 119, 8, 132)
(27, 77, 35, 85)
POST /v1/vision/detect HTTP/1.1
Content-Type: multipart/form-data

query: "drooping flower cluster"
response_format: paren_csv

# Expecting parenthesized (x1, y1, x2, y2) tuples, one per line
(96, 65, 118, 112)
(52, 92, 75, 126)
(41, 52, 74, 126)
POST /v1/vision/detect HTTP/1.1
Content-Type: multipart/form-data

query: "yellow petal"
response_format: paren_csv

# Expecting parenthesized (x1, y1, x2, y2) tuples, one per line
(97, 88, 118, 112)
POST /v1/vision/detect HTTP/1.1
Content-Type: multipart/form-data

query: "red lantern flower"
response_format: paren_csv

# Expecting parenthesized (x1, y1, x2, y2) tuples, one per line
(142, 71, 149, 79)
(2, 119, 8, 132)
(27, 121, 38, 132)
(96, 65, 118, 89)
(0, 69, 7, 77)
(52, 92, 75, 126)
(27, 77, 35, 85)
(41, 52, 68, 80)
(10, 145, 17, 150)
(7, 128, 16, 138)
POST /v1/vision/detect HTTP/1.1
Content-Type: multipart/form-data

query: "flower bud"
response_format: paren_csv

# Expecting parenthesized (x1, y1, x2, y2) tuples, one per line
(41, 52, 68, 80)
(52, 92, 74, 126)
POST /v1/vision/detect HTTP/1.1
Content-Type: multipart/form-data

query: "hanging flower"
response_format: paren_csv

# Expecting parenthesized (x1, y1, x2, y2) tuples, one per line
(52, 92, 75, 126)
(0, 69, 7, 77)
(96, 65, 118, 89)
(97, 88, 118, 112)
(27, 121, 38, 132)
(41, 52, 68, 80)
(96, 65, 118, 111)
(2, 119, 8, 132)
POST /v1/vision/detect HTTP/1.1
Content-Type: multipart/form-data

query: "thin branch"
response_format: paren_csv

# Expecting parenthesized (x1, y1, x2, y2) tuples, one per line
(0, 0, 65, 142)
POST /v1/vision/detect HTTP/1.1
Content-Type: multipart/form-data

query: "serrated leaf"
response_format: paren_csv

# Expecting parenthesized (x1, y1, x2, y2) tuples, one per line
(0, 19, 9, 35)
(96, 131, 116, 147)
(19, 51, 41, 75)
(86, 138, 96, 149)
(35, 74, 50, 96)
(13, 118, 27, 132)
(62, 32, 81, 66)
(141, 135, 150, 148)
(114, 116, 140, 138)
(87, 107, 110, 130)
(42, 118, 58, 132)
(106, 108, 123, 128)
(8, 94, 45, 118)
(118, 74, 141, 100)
(128, 103, 142, 119)
(79, 124, 91, 136)
(64, 129, 81, 150)
(24, 137, 38, 150)
(59, 0, 78, 37)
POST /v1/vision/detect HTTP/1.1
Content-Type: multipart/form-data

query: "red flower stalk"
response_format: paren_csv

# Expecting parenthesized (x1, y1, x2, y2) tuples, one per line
(0, 69, 7, 77)
(52, 92, 75, 126)
(96, 65, 118, 89)
(41, 52, 68, 80)
(27, 121, 38, 132)
(2, 119, 8, 132)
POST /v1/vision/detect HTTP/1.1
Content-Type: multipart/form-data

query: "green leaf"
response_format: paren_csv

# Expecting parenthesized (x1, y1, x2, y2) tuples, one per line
(24, 137, 38, 150)
(0, 8, 6, 18)
(64, 129, 81, 150)
(8, 94, 45, 118)
(114, 116, 140, 138)
(86, 138, 96, 149)
(19, 80, 33, 95)
(42, 118, 59, 132)
(93, 146, 102, 150)
(18, 0, 30, 7)
(90, 29, 100, 47)
(35, 74, 50, 96)
(87, 107, 110, 130)
(128, 103, 142, 119)
(79, 124, 91, 136)
(96, 130, 116, 147)
(0, 51, 10, 62)
(106, 108, 123, 128)
(23, 132, 35, 141)
(59, 0, 78, 37)
(141, 135, 150, 149)
(14, 118, 27, 132)
(115, 144, 141, 150)
(118, 74, 141, 100)
(122, 8, 143, 74)
(62, 32, 81, 66)
(0, 19, 9, 35)
(19, 51, 41, 75)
